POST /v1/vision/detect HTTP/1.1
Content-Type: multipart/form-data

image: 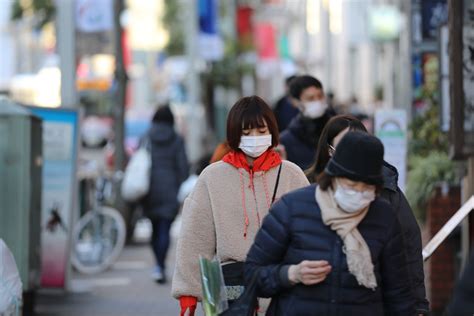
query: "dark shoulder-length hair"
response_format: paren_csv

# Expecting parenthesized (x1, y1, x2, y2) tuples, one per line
(226, 95, 279, 151)
(306, 115, 367, 183)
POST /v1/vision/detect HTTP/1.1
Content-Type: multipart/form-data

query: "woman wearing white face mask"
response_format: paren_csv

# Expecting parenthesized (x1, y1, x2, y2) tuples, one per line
(172, 96, 309, 315)
(306, 115, 429, 315)
(245, 131, 414, 315)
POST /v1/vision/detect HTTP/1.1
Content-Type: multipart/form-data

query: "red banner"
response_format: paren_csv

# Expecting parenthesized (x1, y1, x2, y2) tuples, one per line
(255, 23, 278, 60)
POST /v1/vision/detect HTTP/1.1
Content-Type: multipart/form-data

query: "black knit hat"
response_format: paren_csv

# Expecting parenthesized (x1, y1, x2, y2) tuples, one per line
(325, 131, 384, 185)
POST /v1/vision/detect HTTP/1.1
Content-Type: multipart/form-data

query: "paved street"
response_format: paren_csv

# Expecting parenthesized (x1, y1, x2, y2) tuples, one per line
(35, 219, 204, 316)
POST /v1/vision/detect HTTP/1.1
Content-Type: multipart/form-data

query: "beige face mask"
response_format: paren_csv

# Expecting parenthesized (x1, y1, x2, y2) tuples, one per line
(334, 181, 376, 213)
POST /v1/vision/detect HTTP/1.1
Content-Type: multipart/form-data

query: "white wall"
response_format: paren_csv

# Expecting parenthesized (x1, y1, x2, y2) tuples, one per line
(0, 0, 15, 90)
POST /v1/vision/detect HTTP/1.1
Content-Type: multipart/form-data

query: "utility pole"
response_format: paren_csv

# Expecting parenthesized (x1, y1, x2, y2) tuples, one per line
(448, 0, 464, 159)
(113, 0, 127, 172)
(183, 0, 201, 163)
(448, 0, 473, 269)
(322, 2, 332, 92)
(55, 0, 76, 107)
(112, 0, 130, 233)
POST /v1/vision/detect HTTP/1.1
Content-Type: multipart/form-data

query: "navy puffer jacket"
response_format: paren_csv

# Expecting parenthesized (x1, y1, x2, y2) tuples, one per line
(143, 122, 189, 220)
(245, 185, 414, 316)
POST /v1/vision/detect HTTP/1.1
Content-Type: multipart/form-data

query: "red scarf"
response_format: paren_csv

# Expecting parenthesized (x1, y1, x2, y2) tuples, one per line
(222, 149, 281, 172)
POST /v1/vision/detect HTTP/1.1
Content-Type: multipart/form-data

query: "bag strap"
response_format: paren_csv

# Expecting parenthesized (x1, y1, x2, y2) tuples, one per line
(271, 163, 282, 204)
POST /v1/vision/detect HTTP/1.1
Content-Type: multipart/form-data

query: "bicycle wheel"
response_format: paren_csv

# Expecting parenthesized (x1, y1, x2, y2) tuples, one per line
(71, 206, 126, 274)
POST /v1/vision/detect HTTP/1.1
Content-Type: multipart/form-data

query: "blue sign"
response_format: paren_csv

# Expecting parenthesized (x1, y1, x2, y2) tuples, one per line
(28, 107, 79, 288)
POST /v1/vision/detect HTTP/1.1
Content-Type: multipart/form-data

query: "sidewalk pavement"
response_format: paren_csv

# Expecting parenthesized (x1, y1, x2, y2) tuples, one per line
(35, 218, 205, 316)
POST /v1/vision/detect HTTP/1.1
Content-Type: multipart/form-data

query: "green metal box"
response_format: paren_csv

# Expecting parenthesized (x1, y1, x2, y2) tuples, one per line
(0, 97, 42, 292)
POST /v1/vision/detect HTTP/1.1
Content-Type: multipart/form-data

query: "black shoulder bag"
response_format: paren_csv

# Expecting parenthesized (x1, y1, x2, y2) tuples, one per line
(219, 269, 260, 316)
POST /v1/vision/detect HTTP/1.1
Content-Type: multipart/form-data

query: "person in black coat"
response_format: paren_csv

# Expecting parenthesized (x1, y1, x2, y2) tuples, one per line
(273, 75, 299, 132)
(279, 75, 336, 170)
(143, 105, 189, 283)
(305, 115, 429, 315)
(245, 132, 414, 315)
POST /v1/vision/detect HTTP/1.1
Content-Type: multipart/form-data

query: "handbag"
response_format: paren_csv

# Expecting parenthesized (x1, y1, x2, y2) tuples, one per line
(219, 269, 259, 316)
(121, 138, 151, 202)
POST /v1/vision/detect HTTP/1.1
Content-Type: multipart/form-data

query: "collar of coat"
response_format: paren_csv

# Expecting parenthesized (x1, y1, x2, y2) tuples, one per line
(222, 149, 282, 173)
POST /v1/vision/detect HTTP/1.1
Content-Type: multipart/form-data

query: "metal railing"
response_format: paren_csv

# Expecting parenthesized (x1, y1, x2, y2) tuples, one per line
(422, 195, 474, 261)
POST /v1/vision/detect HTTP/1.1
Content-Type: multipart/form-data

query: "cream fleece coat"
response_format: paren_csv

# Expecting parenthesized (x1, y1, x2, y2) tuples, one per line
(171, 160, 309, 300)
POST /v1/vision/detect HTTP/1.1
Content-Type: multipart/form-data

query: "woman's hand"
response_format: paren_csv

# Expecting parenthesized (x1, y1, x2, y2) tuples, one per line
(288, 260, 332, 285)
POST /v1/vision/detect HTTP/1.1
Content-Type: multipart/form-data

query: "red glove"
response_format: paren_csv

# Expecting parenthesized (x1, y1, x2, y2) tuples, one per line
(179, 296, 197, 316)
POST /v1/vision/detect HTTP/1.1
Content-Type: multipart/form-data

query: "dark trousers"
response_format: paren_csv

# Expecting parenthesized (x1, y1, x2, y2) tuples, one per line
(150, 218, 173, 270)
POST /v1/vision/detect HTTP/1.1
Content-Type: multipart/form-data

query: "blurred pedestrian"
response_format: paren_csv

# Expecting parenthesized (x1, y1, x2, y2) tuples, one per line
(273, 75, 299, 132)
(245, 131, 414, 315)
(305, 115, 429, 315)
(177, 154, 212, 204)
(280, 75, 335, 170)
(143, 105, 189, 284)
(172, 96, 309, 315)
(209, 141, 231, 163)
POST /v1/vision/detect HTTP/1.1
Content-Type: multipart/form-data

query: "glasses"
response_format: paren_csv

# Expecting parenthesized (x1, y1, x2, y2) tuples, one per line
(328, 145, 336, 156)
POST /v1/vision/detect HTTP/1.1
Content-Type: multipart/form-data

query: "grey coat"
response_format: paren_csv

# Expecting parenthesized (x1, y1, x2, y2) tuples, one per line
(143, 122, 189, 220)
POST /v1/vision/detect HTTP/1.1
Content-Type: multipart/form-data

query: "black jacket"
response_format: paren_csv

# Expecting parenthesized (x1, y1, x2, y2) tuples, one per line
(446, 248, 474, 315)
(381, 162, 429, 315)
(273, 95, 299, 132)
(280, 111, 334, 170)
(245, 185, 414, 316)
(143, 122, 189, 220)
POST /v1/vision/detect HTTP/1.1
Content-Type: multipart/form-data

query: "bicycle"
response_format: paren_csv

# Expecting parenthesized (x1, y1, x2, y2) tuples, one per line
(71, 173, 126, 274)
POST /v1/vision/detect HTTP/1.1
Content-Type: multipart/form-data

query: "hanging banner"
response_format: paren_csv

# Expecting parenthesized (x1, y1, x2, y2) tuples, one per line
(375, 109, 408, 192)
(236, 6, 254, 51)
(198, 0, 223, 61)
(421, 0, 448, 40)
(29, 107, 79, 288)
(255, 23, 278, 60)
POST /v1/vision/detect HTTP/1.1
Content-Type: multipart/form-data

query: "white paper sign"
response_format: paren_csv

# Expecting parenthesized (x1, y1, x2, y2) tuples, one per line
(375, 109, 408, 192)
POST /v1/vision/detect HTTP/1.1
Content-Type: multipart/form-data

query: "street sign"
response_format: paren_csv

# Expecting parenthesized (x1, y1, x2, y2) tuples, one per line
(28, 107, 79, 289)
(375, 109, 408, 192)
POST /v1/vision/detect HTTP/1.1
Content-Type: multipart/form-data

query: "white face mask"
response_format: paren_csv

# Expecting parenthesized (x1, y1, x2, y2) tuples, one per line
(302, 101, 328, 119)
(334, 182, 376, 213)
(239, 135, 272, 158)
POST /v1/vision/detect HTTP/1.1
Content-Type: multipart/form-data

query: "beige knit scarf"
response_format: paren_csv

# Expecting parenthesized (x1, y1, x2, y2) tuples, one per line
(315, 186, 377, 290)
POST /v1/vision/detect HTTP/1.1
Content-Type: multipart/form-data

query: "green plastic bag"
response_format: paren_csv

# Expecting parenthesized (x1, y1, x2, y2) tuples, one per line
(199, 256, 228, 315)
